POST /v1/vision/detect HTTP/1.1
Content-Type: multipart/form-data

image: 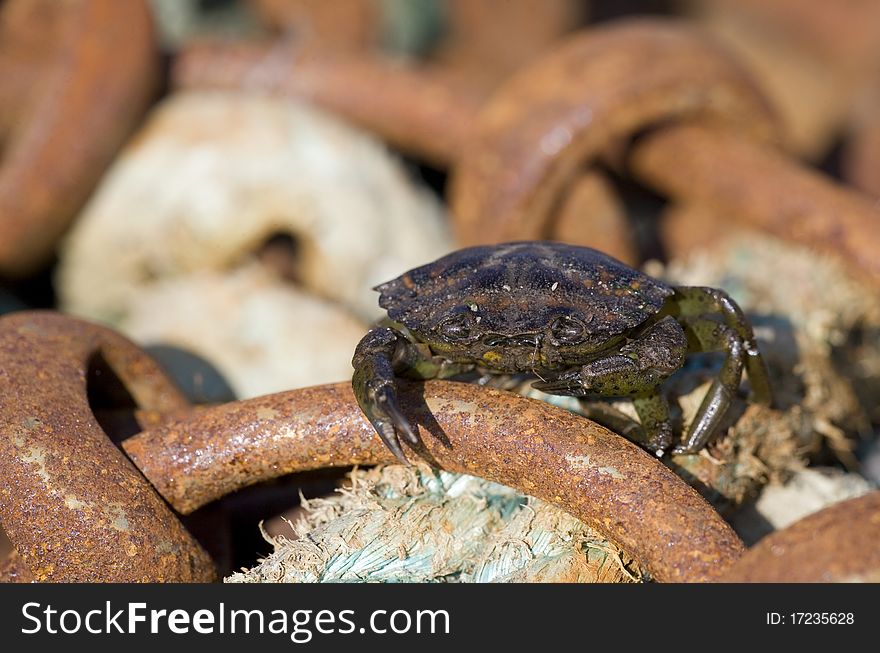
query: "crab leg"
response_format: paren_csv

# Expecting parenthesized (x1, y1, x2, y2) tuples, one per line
(532, 316, 687, 454)
(672, 319, 745, 454)
(668, 286, 772, 406)
(632, 393, 674, 455)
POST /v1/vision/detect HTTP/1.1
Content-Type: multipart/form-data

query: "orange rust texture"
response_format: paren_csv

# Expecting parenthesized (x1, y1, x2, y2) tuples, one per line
(449, 21, 777, 247)
(0, 312, 215, 582)
(172, 2, 583, 166)
(719, 492, 880, 582)
(551, 169, 638, 266)
(698, 0, 880, 66)
(844, 91, 880, 200)
(0, 0, 159, 276)
(174, 18, 880, 285)
(123, 380, 745, 583)
(628, 123, 880, 289)
(656, 203, 744, 258)
(173, 37, 635, 256)
(174, 41, 486, 166)
(0, 549, 34, 583)
(699, 19, 851, 158)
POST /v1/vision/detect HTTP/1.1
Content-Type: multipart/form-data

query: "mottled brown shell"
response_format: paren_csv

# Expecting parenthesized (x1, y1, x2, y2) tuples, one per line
(375, 242, 672, 339)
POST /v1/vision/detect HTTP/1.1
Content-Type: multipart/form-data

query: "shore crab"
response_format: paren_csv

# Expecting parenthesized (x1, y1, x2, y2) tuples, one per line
(352, 241, 772, 463)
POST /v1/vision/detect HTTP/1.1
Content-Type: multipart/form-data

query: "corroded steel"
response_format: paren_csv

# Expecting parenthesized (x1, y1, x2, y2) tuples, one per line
(0, 549, 33, 583)
(124, 380, 745, 583)
(175, 18, 880, 289)
(719, 492, 880, 582)
(551, 170, 637, 265)
(449, 21, 777, 246)
(0, 312, 215, 582)
(174, 41, 635, 255)
(844, 98, 880, 200)
(174, 42, 486, 166)
(2, 11, 876, 586)
(629, 123, 880, 289)
(0, 0, 158, 275)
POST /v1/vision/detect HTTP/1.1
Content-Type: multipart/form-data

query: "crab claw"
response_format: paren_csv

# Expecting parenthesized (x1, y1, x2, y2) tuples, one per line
(351, 326, 426, 464)
(355, 384, 417, 465)
(377, 386, 419, 444)
(375, 423, 411, 466)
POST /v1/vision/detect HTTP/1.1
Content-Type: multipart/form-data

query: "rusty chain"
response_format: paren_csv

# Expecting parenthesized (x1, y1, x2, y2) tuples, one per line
(122, 383, 745, 583)
(0, 312, 214, 582)
(2, 13, 879, 583)
(719, 491, 880, 582)
(448, 21, 777, 243)
(1, 312, 741, 583)
(844, 84, 880, 199)
(0, 0, 158, 276)
(178, 19, 880, 287)
(3, 312, 879, 583)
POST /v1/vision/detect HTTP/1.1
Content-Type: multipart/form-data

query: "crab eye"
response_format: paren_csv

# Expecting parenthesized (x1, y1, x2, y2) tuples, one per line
(437, 314, 473, 342)
(550, 315, 586, 344)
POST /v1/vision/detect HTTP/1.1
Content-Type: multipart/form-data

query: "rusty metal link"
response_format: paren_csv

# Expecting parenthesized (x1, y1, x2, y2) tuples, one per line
(175, 1, 584, 166)
(121, 381, 745, 583)
(0, 549, 33, 583)
(698, 0, 880, 67)
(448, 20, 880, 290)
(4, 313, 877, 583)
(691, 0, 880, 160)
(0, 312, 215, 582)
(0, 0, 159, 276)
(176, 20, 774, 266)
(175, 18, 880, 282)
(551, 169, 637, 264)
(843, 85, 880, 200)
(1, 9, 875, 585)
(0, 312, 743, 583)
(719, 491, 880, 582)
(628, 122, 880, 289)
(450, 21, 778, 246)
(654, 203, 732, 258)
(172, 26, 646, 264)
(174, 40, 486, 167)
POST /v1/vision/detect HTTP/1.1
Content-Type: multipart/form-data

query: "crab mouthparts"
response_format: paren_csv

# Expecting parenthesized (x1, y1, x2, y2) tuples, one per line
(483, 333, 543, 348)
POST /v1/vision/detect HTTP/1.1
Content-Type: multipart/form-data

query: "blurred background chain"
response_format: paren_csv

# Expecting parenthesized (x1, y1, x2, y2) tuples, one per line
(1, 0, 879, 582)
